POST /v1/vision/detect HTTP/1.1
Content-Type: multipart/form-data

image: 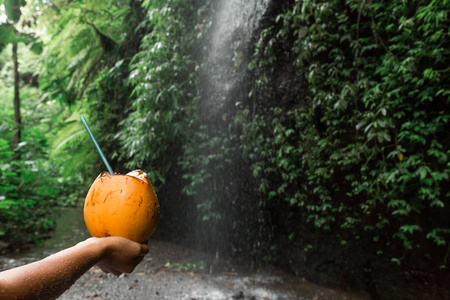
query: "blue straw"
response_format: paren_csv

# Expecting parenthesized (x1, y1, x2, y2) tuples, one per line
(80, 116, 114, 175)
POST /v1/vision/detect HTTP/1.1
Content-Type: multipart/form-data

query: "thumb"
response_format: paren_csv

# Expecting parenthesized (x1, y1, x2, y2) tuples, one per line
(139, 243, 150, 256)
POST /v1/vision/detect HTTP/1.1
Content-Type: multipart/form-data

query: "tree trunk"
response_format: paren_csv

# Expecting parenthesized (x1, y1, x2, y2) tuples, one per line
(12, 41, 21, 150)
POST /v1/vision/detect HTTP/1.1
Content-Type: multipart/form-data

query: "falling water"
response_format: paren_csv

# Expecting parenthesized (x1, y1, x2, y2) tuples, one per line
(195, 0, 273, 265)
(201, 0, 270, 117)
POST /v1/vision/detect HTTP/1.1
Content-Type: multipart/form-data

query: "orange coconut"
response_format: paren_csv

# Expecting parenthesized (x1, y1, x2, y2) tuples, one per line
(84, 170, 159, 243)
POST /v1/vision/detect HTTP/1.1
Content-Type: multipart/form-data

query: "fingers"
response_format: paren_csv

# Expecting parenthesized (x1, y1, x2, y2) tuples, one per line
(133, 255, 144, 266)
(98, 264, 110, 273)
(111, 270, 123, 277)
(139, 243, 150, 256)
(96, 237, 150, 276)
(98, 263, 117, 275)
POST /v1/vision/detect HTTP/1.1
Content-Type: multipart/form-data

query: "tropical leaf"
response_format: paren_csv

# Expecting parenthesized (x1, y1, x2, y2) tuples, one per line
(0, 25, 17, 46)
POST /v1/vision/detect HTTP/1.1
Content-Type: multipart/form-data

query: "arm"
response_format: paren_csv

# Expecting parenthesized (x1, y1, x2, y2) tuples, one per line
(0, 236, 149, 300)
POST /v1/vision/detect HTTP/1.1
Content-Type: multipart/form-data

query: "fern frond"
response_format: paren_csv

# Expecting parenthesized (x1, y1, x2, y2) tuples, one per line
(54, 129, 84, 152)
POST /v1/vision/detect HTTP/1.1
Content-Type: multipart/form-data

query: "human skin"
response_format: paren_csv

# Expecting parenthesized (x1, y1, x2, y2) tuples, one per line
(0, 236, 149, 300)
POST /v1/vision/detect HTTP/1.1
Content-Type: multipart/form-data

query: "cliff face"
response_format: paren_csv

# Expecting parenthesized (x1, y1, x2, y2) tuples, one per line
(155, 0, 284, 258)
(155, 0, 450, 298)
(156, 0, 348, 274)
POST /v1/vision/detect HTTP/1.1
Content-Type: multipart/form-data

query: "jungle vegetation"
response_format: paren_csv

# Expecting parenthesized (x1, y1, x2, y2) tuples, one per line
(0, 0, 449, 277)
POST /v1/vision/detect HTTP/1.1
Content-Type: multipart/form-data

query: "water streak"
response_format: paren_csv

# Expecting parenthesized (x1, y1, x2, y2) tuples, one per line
(202, 0, 270, 117)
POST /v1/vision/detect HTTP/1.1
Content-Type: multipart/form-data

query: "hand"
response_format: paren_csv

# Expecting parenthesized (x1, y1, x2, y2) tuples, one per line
(0, 236, 149, 299)
(94, 236, 149, 276)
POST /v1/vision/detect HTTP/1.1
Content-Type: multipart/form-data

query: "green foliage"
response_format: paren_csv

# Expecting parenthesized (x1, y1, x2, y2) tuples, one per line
(4, 0, 23, 23)
(118, 0, 210, 184)
(0, 70, 60, 241)
(37, 0, 133, 105)
(36, 0, 147, 182)
(1, 0, 447, 271)
(0, 25, 17, 49)
(180, 124, 235, 222)
(0, 159, 58, 237)
(243, 0, 450, 264)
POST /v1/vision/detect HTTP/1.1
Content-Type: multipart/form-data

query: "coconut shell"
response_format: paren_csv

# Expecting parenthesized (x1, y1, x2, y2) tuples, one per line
(84, 170, 160, 243)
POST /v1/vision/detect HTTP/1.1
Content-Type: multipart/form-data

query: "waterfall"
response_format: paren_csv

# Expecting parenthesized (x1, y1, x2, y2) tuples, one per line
(194, 0, 272, 263)
(201, 0, 270, 118)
